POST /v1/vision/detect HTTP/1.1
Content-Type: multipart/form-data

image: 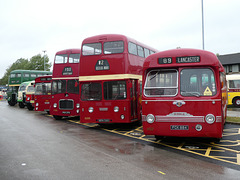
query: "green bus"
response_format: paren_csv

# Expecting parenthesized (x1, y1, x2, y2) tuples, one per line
(7, 70, 52, 106)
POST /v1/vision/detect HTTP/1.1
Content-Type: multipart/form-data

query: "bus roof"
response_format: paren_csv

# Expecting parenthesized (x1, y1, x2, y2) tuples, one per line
(143, 48, 223, 71)
(82, 34, 157, 52)
(55, 49, 81, 55)
(226, 74, 240, 80)
(10, 70, 52, 74)
(35, 75, 52, 83)
(20, 80, 35, 86)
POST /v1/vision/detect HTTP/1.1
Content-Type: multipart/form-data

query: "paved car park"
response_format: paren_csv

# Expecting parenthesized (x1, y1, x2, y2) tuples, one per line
(1, 100, 240, 179)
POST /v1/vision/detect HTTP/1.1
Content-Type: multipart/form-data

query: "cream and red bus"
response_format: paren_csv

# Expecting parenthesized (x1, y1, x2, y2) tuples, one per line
(142, 49, 227, 139)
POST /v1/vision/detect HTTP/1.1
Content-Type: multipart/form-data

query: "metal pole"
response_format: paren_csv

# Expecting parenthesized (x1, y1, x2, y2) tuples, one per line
(201, 0, 205, 50)
(43, 50, 46, 71)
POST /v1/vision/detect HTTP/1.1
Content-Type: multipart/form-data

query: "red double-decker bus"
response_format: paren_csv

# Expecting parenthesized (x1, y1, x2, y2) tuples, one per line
(50, 49, 81, 120)
(142, 49, 227, 139)
(79, 34, 157, 124)
(34, 75, 52, 113)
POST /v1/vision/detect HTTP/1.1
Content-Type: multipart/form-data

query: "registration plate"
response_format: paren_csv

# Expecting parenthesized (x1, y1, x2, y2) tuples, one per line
(98, 119, 110, 122)
(170, 125, 189, 130)
(62, 111, 70, 114)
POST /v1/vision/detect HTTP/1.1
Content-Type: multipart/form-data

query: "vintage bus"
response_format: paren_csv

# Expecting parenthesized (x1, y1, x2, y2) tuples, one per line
(7, 70, 52, 106)
(17, 80, 35, 108)
(34, 75, 52, 113)
(25, 81, 35, 110)
(142, 49, 227, 139)
(226, 74, 240, 107)
(80, 34, 157, 124)
(50, 49, 81, 120)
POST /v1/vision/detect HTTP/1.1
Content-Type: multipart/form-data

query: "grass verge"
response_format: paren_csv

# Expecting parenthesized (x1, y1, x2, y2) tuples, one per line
(226, 116, 240, 124)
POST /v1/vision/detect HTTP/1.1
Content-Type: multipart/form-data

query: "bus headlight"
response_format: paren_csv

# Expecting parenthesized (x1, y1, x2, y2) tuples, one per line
(76, 103, 80, 108)
(205, 114, 215, 124)
(114, 106, 119, 112)
(195, 124, 202, 131)
(121, 115, 125, 119)
(36, 103, 39, 106)
(27, 97, 30, 101)
(146, 114, 155, 124)
(88, 107, 94, 113)
(53, 103, 57, 108)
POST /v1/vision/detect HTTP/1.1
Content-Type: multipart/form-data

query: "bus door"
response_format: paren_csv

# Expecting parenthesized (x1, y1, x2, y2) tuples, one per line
(129, 79, 138, 120)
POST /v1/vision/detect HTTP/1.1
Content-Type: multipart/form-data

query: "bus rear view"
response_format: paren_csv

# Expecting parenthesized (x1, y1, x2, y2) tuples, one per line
(142, 49, 227, 139)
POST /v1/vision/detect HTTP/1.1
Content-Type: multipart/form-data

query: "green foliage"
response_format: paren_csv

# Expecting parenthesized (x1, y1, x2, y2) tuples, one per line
(0, 54, 52, 85)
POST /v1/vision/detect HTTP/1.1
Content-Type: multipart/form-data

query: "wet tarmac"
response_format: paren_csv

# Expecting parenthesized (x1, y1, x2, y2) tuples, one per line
(1, 100, 240, 180)
(227, 106, 240, 117)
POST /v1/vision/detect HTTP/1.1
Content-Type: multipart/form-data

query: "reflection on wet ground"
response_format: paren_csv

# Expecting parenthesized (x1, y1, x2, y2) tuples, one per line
(66, 118, 240, 171)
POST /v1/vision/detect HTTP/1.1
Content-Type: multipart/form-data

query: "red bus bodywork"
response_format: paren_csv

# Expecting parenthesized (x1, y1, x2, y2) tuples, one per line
(50, 49, 81, 120)
(80, 34, 157, 124)
(142, 49, 227, 138)
(34, 75, 52, 113)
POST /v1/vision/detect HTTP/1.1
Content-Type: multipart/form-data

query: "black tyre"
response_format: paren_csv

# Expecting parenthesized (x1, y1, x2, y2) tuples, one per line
(27, 104, 34, 111)
(8, 101, 16, 106)
(233, 97, 240, 107)
(53, 115, 63, 120)
(19, 102, 25, 108)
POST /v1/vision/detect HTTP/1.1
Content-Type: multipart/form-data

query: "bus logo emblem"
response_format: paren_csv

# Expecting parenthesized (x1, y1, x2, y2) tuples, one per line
(173, 100, 185, 107)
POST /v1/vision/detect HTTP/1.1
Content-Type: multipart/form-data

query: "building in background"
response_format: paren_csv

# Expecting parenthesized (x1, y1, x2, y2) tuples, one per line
(218, 53, 240, 74)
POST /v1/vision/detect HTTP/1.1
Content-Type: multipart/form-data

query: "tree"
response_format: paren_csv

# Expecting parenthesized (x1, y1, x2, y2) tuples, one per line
(0, 54, 52, 85)
(28, 54, 51, 71)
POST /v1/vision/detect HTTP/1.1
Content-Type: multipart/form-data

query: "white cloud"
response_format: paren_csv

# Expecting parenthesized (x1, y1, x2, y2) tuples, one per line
(1, 0, 240, 78)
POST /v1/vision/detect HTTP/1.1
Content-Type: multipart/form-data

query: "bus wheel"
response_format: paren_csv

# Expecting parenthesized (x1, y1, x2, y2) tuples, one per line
(53, 115, 62, 120)
(233, 97, 240, 107)
(8, 101, 16, 106)
(19, 102, 25, 108)
(27, 104, 34, 111)
(155, 135, 164, 140)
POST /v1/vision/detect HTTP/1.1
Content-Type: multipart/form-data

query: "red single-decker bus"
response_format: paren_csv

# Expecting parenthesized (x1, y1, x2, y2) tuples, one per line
(142, 49, 227, 139)
(50, 49, 81, 120)
(79, 34, 157, 124)
(34, 75, 52, 113)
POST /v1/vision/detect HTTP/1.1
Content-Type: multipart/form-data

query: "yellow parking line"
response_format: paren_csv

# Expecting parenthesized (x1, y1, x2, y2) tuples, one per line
(158, 171, 166, 175)
(205, 147, 212, 156)
(177, 142, 185, 149)
(237, 154, 240, 165)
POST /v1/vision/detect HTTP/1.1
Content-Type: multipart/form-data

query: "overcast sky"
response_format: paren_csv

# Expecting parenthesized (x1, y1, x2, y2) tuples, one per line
(0, 0, 240, 79)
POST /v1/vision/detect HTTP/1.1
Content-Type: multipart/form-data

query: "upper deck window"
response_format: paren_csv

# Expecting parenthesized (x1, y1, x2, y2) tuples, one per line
(10, 74, 15, 78)
(144, 70, 178, 97)
(137, 45, 144, 57)
(128, 42, 137, 55)
(55, 54, 68, 64)
(82, 43, 102, 56)
(150, 50, 155, 55)
(180, 68, 216, 97)
(16, 73, 21, 77)
(30, 74, 37, 78)
(69, 53, 80, 63)
(144, 48, 150, 57)
(24, 74, 29, 77)
(104, 41, 124, 54)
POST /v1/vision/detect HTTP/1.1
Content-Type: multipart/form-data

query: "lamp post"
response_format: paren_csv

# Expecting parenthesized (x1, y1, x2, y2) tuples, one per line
(43, 50, 46, 71)
(201, 0, 205, 50)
